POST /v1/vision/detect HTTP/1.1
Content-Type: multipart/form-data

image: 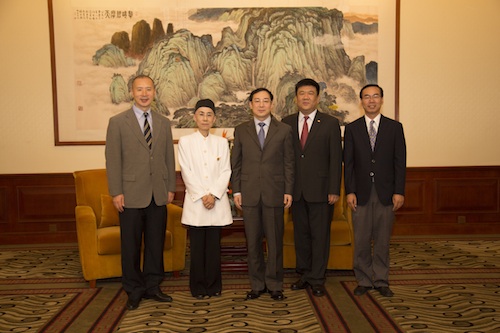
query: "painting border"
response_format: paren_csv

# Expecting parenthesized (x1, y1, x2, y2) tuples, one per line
(48, 0, 400, 145)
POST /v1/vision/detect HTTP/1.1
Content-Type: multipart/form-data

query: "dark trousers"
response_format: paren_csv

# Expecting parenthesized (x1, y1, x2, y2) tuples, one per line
(352, 185, 395, 288)
(188, 226, 222, 297)
(119, 198, 166, 300)
(243, 201, 284, 292)
(291, 196, 332, 286)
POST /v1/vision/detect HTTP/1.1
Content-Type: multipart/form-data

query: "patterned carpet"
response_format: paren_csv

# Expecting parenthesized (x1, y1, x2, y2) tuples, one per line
(0, 239, 499, 332)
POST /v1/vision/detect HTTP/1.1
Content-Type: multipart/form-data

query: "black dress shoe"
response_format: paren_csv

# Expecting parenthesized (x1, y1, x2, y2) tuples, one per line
(144, 292, 173, 302)
(375, 286, 394, 297)
(290, 279, 309, 290)
(270, 290, 284, 301)
(353, 286, 372, 296)
(311, 285, 326, 297)
(126, 297, 140, 310)
(246, 289, 267, 300)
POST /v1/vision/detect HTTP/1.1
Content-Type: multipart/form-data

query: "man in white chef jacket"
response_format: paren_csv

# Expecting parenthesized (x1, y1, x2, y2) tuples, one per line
(178, 99, 233, 299)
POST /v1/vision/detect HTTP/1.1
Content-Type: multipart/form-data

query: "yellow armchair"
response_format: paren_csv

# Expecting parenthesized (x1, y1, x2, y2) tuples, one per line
(74, 169, 187, 288)
(283, 174, 354, 270)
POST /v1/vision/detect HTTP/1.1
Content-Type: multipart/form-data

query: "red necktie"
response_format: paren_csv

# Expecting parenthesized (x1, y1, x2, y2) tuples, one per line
(300, 116, 309, 149)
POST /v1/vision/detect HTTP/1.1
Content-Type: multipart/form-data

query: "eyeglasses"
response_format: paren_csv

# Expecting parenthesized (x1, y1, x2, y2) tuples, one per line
(362, 94, 381, 100)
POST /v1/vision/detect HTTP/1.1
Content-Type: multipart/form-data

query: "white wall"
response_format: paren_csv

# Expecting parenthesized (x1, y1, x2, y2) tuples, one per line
(0, 0, 499, 174)
(399, 0, 500, 166)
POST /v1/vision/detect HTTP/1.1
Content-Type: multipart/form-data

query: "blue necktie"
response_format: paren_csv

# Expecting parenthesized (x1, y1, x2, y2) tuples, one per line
(258, 122, 265, 148)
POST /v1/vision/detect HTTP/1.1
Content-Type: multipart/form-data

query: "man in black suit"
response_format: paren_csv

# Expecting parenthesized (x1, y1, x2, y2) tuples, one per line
(231, 88, 294, 301)
(282, 78, 342, 297)
(344, 84, 406, 297)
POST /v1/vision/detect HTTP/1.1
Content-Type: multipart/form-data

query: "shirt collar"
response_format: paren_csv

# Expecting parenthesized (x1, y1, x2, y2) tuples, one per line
(300, 110, 317, 122)
(365, 114, 381, 127)
(254, 116, 271, 127)
(133, 104, 151, 119)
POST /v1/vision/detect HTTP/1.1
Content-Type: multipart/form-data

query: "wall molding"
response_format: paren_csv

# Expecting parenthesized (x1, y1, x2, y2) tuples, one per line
(0, 166, 498, 244)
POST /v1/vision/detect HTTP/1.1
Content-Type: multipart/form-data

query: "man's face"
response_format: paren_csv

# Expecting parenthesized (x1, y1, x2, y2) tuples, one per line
(250, 90, 273, 121)
(296, 85, 320, 115)
(193, 107, 216, 131)
(360, 86, 384, 118)
(131, 77, 155, 111)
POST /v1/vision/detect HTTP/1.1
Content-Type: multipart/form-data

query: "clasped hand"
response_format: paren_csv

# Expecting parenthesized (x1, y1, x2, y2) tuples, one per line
(202, 194, 216, 210)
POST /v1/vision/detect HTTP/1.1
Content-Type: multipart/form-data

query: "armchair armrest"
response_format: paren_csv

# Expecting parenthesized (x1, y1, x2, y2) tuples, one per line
(75, 205, 100, 281)
(165, 203, 187, 271)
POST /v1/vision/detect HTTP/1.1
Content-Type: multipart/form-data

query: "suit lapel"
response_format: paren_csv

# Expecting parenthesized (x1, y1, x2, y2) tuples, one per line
(150, 111, 164, 151)
(303, 111, 322, 150)
(245, 121, 261, 149)
(125, 109, 150, 150)
(372, 115, 387, 152)
(265, 117, 279, 147)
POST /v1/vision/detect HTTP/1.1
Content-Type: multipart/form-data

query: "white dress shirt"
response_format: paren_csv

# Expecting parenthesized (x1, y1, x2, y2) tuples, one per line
(299, 110, 317, 139)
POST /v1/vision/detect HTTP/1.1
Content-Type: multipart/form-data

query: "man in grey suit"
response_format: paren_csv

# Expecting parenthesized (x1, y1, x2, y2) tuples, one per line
(105, 75, 176, 310)
(344, 84, 406, 297)
(282, 78, 342, 297)
(231, 87, 294, 301)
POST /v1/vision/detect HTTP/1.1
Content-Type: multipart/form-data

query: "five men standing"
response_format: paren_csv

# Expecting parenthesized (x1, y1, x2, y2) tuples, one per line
(105, 75, 405, 308)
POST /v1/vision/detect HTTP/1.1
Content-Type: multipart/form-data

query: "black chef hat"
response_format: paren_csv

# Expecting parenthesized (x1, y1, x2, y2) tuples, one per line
(195, 99, 215, 113)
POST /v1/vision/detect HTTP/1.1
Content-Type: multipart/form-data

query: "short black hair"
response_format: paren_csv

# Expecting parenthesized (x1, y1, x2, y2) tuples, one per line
(359, 84, 384, 99)
(295, 78, 320, 95)
(249, 87, 274, 101)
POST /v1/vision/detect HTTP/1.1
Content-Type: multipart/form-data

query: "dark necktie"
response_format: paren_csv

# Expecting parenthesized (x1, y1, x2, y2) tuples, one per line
(258, 122, 265, 148)
(369, 120, 376, 151)
(300, 116, 309, 149)
(144, 113, 152, 149)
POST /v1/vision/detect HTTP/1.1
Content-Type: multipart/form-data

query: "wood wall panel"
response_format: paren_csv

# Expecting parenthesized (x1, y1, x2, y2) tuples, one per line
(393, 167, 500, 235)
(0, 187, 7, 223)
(0, 167, 499, 244)
(17, 185, 76, 222)
(0, 174, 77, 244)
(434, 179, 499, 213)
(399, 179, 425, 213)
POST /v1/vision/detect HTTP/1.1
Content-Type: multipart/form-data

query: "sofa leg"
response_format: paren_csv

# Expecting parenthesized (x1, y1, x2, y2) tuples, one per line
(88, 280, 97, 288)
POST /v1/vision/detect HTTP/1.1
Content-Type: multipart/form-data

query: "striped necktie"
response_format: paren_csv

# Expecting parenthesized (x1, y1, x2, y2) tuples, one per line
(144, 113, 152, 149)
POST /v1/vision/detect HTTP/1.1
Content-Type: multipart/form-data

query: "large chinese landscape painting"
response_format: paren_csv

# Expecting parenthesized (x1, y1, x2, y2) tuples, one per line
(53, 3, 381, 143)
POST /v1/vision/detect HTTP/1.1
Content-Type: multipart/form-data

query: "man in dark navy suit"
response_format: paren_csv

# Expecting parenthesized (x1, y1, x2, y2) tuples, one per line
(344, 84, 406, 297)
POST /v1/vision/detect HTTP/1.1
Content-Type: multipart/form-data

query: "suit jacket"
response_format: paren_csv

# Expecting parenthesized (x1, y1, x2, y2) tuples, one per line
(178, 131, 233, 227)
(230, 117, 294, 207)
(343, 114, 406, 206)
(282, 111, 342, 202)
(105, 108, 176, 208)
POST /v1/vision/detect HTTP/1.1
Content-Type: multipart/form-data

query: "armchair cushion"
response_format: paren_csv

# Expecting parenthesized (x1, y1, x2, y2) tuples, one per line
(99, 194, 120, 228)
(97, 226, 121, 255)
